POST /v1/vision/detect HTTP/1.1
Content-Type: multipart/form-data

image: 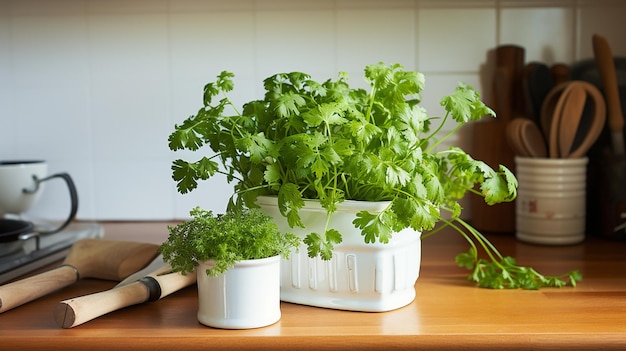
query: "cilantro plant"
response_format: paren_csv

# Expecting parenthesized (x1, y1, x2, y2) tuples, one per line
(159, 207, 300, 277)
(168, 62, 581, 289)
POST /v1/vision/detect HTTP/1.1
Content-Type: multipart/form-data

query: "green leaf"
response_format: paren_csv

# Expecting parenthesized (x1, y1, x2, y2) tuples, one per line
(325, 228, 342, 244)
(303, 229, 343, 260)
(454, 247, 477, 269)
(263, 163, 282, 186)
(275, 91, 306, 117)
(287, 72, 311, 87)
(216, 71, 235, 91)
(168, 126, 202, 151)
(320, 240, 335, 260)
(236, 132, 273, 164)
(480, 166, 517, 205)
(385, 162, 411, 188)
(303, 232, 323, 258)
(278, 183, 304, 228)
(350, 117, 382, 144)
(410, 201, 439, 231)
(364, 62, 395, 88)
(310, 158, 330, 179)
(570, 270, 583, 286)
(203, 82, 219, 106)
(500, 165, 518, 199)
(171, 158, 219, 194)
(440, 83, 495, 123)
(302, 103, 347, 127)
(352, 209, 394, 244)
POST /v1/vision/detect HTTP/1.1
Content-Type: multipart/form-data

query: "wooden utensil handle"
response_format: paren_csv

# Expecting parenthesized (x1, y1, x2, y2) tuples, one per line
(0, 265, 79, 313)
(54, 281, 149, 328)
(592, 34, 624, 132)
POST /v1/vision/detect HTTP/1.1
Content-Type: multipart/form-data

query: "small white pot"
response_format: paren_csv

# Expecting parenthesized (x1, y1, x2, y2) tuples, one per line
(196, 255, 281, 329)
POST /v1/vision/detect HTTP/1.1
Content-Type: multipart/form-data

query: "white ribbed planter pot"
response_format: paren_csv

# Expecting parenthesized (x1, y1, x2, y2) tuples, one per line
(256, 196, 421, 312)
(196, 255, 281, 329)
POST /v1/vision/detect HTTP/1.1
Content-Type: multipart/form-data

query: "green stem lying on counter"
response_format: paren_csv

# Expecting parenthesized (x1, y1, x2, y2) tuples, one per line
(426, 218, 583, 290)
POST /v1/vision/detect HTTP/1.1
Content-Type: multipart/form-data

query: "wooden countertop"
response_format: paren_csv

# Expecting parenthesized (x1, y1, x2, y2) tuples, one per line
(1, 221, 626, 350)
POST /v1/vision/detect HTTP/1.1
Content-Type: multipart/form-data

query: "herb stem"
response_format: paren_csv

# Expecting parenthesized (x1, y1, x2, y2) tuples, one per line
(425, 121, 463, 154)
(455, 217, 504, 262)
(439, 218, 479, 258)
(365, 84, 377, 124)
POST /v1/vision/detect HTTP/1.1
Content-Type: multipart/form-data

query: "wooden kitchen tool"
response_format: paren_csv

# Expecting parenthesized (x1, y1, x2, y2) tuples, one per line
(551, 83, 587, 158)
(524, 62, 553, 124)
(542, 81, 607, 159)
(494, 45, 526, 117)
(54, 257, 196, 328)
(551, 63, 570, 86)
(556, 82, 606, 158)
(506, 118, 530, 157)
(593, 34, 625, 156)
(0, 238, 158, 313)
(470, 45, 524, 233)
(566, 83, 606, 158)
(541, 82, 568, 142)
(506, 118, 547, 158)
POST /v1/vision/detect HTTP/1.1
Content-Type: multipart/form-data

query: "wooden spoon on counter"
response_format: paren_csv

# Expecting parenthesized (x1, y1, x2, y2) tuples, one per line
(0, 239, 159, 313)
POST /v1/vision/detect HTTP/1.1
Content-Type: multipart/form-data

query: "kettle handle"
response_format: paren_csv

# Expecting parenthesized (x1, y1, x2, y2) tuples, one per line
(23, 172, 78, 234)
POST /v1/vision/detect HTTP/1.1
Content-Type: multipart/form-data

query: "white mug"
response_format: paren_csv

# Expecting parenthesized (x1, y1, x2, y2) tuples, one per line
(0, 160, 78, 234)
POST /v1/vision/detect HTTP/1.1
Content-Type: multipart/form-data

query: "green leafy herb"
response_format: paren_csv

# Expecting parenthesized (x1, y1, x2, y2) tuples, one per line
(456, 248, 583, 289)
(429, 219, 583, 289)
(159, 207, 300, 277)
(168, 62, 581, 289)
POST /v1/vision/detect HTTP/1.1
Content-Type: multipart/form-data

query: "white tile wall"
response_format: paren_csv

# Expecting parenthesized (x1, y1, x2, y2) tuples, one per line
(1, 0, 625, 221)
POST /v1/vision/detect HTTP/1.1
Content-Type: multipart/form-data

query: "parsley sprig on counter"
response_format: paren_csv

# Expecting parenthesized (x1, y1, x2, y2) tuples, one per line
(168, 62, 581, 289)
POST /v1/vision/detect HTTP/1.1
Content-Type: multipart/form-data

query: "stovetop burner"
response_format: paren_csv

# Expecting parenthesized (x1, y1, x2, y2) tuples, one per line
(0, 221, 103, 284)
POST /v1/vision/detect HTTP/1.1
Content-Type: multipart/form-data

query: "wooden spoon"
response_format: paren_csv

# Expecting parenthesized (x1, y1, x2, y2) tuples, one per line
(549, 83, 577, 158)
(557, 83, 587, 158)
(506, 118, 530, 157)
(0, 239, 158, 313)
(568, 82, 606, 158)
(540, 82, 568, 142)
(505, 118, 547, 158)
(518, 118, 548, 158)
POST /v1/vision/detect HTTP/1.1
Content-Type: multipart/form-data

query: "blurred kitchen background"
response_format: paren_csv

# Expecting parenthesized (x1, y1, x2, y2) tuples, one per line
(1, 0, 625, 222)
